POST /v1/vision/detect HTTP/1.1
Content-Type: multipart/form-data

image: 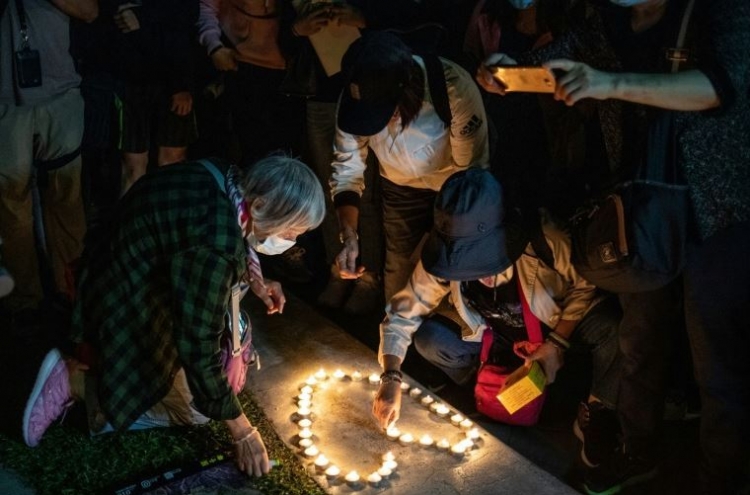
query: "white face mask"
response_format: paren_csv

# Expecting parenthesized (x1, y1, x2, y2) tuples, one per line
(478, 265, 515, 288)
(247, 231, 296, 256)
(507, 0, 535, 9)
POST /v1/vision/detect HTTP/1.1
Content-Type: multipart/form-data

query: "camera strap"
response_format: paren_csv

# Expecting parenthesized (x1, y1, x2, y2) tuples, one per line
(13, 0, 30, 49)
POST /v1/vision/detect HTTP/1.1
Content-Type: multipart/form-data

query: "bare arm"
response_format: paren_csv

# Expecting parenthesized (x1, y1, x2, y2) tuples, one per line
(50, 0, 98, 23)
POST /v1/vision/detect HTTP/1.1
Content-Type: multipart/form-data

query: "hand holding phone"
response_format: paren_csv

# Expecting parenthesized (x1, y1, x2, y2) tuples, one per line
(489, 65, 556, 94)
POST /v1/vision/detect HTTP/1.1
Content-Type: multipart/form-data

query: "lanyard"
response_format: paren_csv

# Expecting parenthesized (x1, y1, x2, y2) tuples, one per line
(14, 0, 29, 49)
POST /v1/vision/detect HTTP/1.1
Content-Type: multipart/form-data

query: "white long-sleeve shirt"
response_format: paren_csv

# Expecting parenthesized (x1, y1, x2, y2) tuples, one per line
(330, 56, 490, 198)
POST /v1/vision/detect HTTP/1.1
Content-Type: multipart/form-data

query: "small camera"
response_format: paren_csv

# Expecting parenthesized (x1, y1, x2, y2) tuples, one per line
(15, 48, 42, 88)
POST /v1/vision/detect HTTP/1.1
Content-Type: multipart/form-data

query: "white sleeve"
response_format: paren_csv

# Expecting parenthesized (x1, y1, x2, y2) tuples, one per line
(330, 124, 370, 199)
(197, 0, 223, 55)
(445, 61, 490, 168)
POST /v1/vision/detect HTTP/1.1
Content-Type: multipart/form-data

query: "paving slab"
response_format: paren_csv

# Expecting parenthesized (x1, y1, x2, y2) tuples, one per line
(245, 294, 578, 495)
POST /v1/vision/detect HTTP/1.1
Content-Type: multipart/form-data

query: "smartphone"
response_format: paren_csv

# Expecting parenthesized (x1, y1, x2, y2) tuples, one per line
(489, 66, 556, 93)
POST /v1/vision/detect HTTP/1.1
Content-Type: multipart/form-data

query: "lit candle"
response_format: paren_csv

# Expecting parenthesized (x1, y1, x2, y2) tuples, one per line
(386, 426, 401, 441)
(409, 387, 422, 398)
(451, 441, 469, 458)
(435, 404, 450, 417)
(421, 395, 435, 407)
(351, 370, 363, 381)
(398, 433, 414, 445)
(429, 401, 440, 413)
(383, 459, 398, 471)
(436, 438, 450, 451)
(377, 465, 393, 478)
(400, 381, 411, 392)
(304, 445, 319, 458)
(299, 438, 313, 449)
(450, 413, 465, 426)
(297, 392, 312, 402)
(313, 454, 329, 471)
(367, 472, 382, 487)
(325, 465, 340, 480)
(298, 418, 312, 429)
(466, 428, 481, 441)
(314, 368, 327, 380)
(345, 470, 361, 488)
(332, 369, 345, 380)
(305, 376, 318, 387)
(419, 434, 434, 448)
(297, 407, 311, 418)
(297, 399, 311, 410)
(299, 428, 313, 439)
(300, 385, 313, 395)
(459, 418, 474, 430)
(382, 451, 396, 463)
(368, 373, 381, 385)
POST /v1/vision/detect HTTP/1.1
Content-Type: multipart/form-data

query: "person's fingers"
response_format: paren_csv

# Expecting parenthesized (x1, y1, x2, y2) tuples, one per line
(544, 58, 577, 72)
(564, 86, 587, 106)
(483, 52, 515, 67)
(557, 78, 582, 103)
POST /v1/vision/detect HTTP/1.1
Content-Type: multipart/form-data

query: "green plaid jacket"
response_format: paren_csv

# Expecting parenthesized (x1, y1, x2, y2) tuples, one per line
(73, 160, 245, 429)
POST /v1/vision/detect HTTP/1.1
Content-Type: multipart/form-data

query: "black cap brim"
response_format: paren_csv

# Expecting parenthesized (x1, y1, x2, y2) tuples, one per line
(337, 90, 398, 137)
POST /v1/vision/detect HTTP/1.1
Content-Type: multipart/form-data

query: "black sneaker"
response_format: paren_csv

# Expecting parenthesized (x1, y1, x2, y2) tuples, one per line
(583, 446, 658, 495)
(573, 401, 620, 468)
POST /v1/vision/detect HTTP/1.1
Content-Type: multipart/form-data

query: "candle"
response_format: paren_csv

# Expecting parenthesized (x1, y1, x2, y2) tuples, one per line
(451, 441, 469, 458)
(297, 407, 311, 418)
(400, 381, 411, 392)
(299, 428, 313, 439)
(325, 465, 340, 480)
(304, 445, 319, 458)
(300, 385, 313, 395)
(409, 387, 422, 398)
(345, 470, 361, 487)
(459, 418, 474, 430)
(398, 433, 414, 445)
(466, 428, 481, 441)
(419, 434, 434, 447)
(382, 459, 398, 471)
(314, 368, 327, 380)
(305, 376, 318, 387)
(367, 472, 382, 487)
(368, 373, 381, 385)
(298, 418, 312, 429)
(435, 404, 450, 417)
(332, 369, 345, 380)
(421, 395, 435, 407)
(386, 426, 401, 441)
(297, 399, 311, 409)
(436, 438, 450, 451)
(299, 438, 313, 449)
(351, 370, 363, 381)
(313, 454, 329, 471)
(450, 413, 465, 426)
(297, 392, 312, 402)
(429, 401, 440, 413)
(377, 465, 392, 478)
(382, 451, 396, 463)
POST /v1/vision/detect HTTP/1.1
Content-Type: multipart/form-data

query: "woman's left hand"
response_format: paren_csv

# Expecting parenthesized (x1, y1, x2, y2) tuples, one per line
(526, 342, 564, 384)
(250, 278, 286, 315)
(544, 59, 616, 106)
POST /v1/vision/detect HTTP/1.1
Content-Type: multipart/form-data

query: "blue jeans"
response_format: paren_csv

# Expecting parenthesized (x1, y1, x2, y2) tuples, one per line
(414, 296, 623, 407)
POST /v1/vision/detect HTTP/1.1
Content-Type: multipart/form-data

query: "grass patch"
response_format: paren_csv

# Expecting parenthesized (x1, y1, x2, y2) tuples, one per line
(0, 391, 326, 495)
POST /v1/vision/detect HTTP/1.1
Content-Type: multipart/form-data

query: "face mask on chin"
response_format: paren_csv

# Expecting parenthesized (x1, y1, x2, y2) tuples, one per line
(247, 231, 296, 256)
(478, 265, 515, 288)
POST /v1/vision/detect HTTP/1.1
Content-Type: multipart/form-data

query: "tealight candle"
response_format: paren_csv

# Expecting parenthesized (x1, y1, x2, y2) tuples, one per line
(436, 438, 451, 451)
(297, 392, 312, 402)
(377, 465, 393, 479)
(325, 465, 340, 480)
(345, 470, 361, 487)
(367, 472, 382, 487)
(368, 373, 381, 385)
(386, 426, 401, 441)
(351, 370, 363, 381)
(459, 418, 474, 430)
(409, 387, 422, 398)
(451, 441, 468, 458)
(314, 368, 327, 380)
(314, 454, 329, 471)
(421, 395, 435, 407)
(419, 434, 434, 447)
(466, 428, 481, 441)
(382, 459, 398, 471)
(400, 381, 410, 392)
(332, 369, 345, 380)
(299, 438, 313, 449)
(435, 404, 450, 417)
(297, 399, 311, 410)
(299, 428, 313, 439)
(300, 385, 313, 395)
(450, 413, 465, 426)
(297, 407, 311, 418)
(304, 445, 319, 458)
(398, 433, 414, 445)
(305, 376, 318, 387)
(298, 418, 312, 429)
(382, 451, 396, 462)
(429, 401, 440, 412)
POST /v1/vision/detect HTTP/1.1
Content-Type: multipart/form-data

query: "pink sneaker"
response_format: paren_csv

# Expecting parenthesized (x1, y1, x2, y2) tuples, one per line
(23, 349, 73, 447)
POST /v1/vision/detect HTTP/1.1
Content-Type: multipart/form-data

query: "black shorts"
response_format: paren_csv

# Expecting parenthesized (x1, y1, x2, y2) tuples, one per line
(116, 83, 197, 153)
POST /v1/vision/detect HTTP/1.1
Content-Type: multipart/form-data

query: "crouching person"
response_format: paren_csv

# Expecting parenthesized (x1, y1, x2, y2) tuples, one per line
(1, 155, 324, 477)
(372, 168, 622, 467)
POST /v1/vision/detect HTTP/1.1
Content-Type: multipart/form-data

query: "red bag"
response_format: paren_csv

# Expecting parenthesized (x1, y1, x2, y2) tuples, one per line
(474, 281, 547, 426)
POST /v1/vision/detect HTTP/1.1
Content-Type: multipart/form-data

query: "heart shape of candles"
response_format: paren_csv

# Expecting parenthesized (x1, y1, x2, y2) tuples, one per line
(291, 368, 481, 486)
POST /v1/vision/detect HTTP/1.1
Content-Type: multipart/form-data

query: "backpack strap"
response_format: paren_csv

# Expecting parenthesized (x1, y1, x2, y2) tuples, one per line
(422, 54, 452, 129)
(523, 208, 555, 269)
(518, 278, 543, 343)
(198, 158, 227, 194)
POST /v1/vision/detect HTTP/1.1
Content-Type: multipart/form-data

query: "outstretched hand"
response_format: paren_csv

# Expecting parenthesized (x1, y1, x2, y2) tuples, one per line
(544, 59, 615, 106)
(372, 381, 402, 429)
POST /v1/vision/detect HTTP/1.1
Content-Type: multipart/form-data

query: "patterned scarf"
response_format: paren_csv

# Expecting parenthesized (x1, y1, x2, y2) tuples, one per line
(226, 165, 264, 285)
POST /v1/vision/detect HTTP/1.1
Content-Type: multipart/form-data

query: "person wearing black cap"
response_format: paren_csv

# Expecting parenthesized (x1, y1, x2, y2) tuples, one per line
(330, 31, 490, 303)
(373, 168, 623, 468)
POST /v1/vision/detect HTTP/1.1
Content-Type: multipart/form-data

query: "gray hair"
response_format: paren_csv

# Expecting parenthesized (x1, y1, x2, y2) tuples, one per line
(241, 154, 325, 237)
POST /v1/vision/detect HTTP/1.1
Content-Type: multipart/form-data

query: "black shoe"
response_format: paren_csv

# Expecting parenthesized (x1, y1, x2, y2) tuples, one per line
(583, 446, 658, 495)
(573, 401, 620, 468)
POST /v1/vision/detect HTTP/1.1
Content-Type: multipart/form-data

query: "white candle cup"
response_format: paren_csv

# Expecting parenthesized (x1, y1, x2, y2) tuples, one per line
(297, 399, 312, 410)
(400, 381, 411, 392)
(459, 418, 474, 430)
(325, 465, 341, 481)
(300, 385, 314, 395)
(332, 369, 346, 380)
(420, 395, 435, 408)
(297, 407, 311, 419)
(435, 404, 451, 418)
(367, 472, 383, 488)
(345, 470, 361, 488)
(382, 459, 398, 472)
(450, 442, 468, 458)
(305, 376, 318, 387)
(297, 418, 312, 429)
(436, 438, 451, 451)
(450, 413, 465, 426)
(368, 373, 381, 385)
(466, 428, 481, 441)
(298, 428, 313, 439)
(382, 451, 396, 463)
(351, 370, 363, 381)
(298, 438, 313, 449)
(409, 387, 422, 398)
(398, 433, 414, 446)
(314, 368, 327, 380)
(304, 445, 319, 458)
(297, 392, 312, 402)
(377, 465, 392, 479)
(419, 434, 434, 448)
(385, 426, 401, 441)
(313, 454, 329, 472)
